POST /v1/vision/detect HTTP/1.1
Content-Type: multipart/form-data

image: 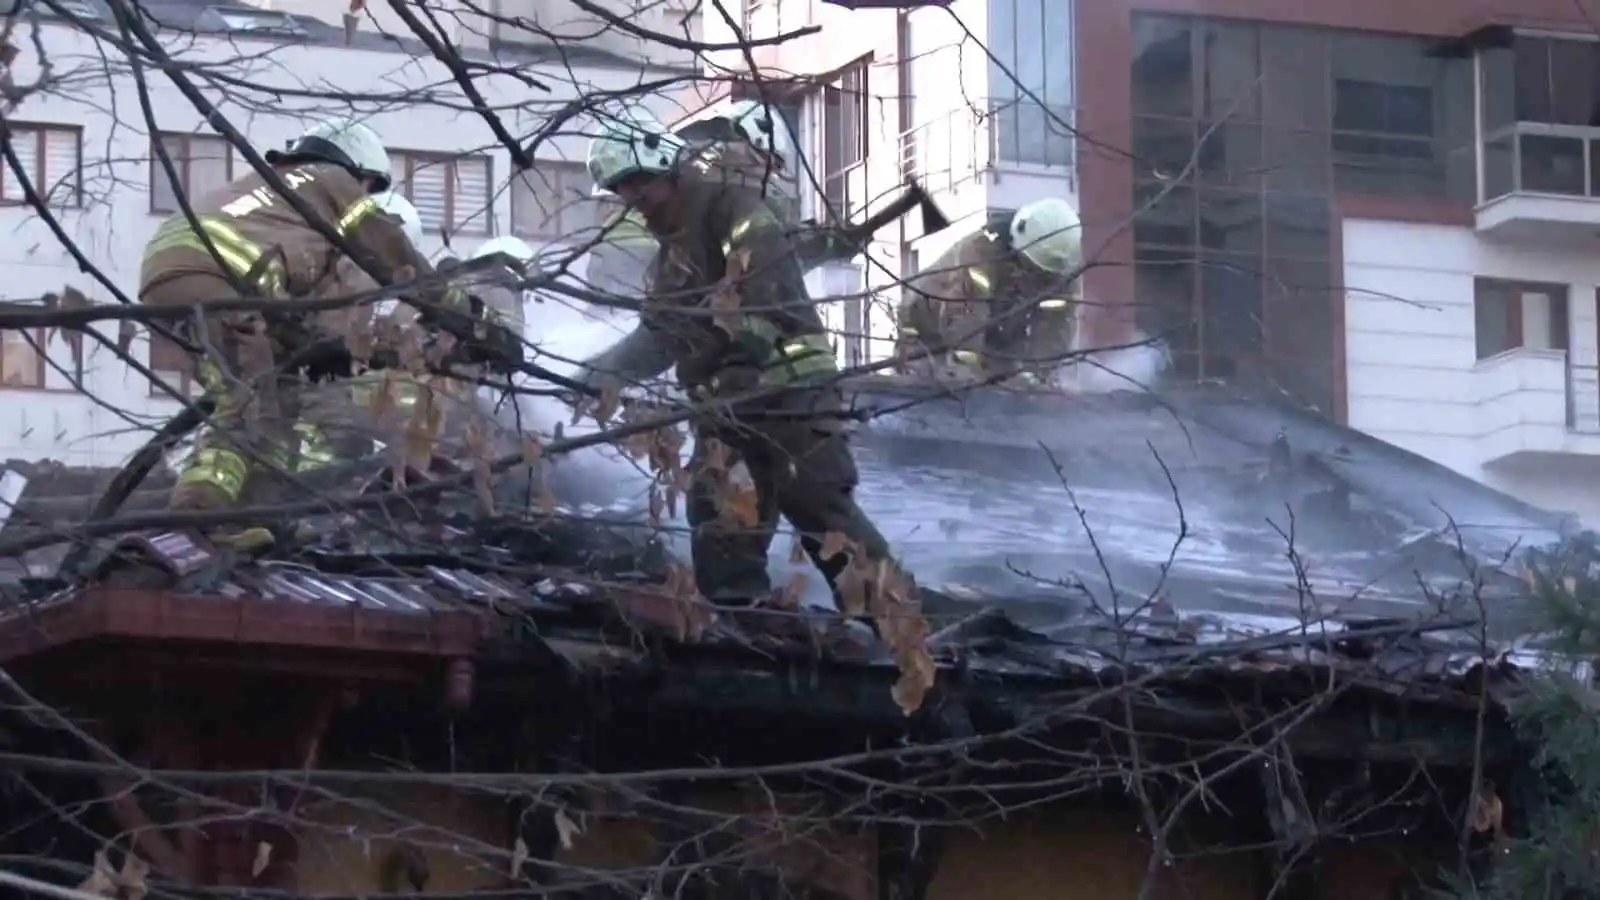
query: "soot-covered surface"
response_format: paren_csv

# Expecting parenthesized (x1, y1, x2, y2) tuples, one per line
(0, 378, 1569, 683)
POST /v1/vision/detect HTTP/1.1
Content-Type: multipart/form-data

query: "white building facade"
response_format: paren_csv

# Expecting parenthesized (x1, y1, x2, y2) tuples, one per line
(1342, 27, 1600, 525)
(0, 0, 691, 467)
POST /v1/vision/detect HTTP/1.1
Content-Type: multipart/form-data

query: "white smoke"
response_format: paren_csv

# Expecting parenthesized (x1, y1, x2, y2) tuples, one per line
(1055, 331, 1171, 394)
(500, 294, 651, 506)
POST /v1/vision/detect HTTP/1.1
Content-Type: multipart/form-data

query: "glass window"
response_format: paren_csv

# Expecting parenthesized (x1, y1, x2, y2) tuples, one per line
(1196, 122, 1263, 189)
(1263, 193, 1330, 259)
(1263, 257, 1336, 413)
(1134, 248, 1196, 361)
(1262, 128, 1330, 192)
(1200, 251, 1264, 375)
(1199, 21, 1260, 120)
(1260, 26, 1328, 131)
(1197, 189, 1262, 255)
(1134, 181, 1195, 247)
(1132, 116, 1195, 181)
(1512, 36, 1600, 126)
(1132, 15, 1193, 117)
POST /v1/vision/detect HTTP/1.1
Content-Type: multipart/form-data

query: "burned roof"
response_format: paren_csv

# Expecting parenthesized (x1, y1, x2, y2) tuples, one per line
(0, 377, 1569, 706)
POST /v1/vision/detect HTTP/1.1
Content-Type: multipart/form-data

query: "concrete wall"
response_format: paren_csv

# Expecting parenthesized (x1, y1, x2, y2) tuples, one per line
(1343, 218, 1600, 525)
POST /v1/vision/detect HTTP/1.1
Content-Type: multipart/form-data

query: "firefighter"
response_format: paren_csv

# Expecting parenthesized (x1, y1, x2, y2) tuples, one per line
(138, 117, 459, 533)
(895, 197, 1082, 382)
(573, 109, 897, 611)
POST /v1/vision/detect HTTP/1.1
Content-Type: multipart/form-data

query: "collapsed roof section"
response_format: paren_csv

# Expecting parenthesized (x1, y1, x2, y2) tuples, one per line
(0, 377, 1569, 717)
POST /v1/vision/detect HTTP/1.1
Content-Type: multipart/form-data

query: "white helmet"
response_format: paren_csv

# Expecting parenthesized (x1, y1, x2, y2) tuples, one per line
(1010, 197, 1082, 275)
(472, 236, 537, 265)
(587, 109, 687, 192)
(269, 117, 393, 192)
(372, 190, 423, 247)
(724, 100, 795, 170)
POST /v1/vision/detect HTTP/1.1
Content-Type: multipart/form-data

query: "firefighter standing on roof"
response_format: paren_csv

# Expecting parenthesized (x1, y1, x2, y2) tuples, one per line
(139, 117, 463, 537)
(896, 198, 1083, 382)
(585, 101, 870, 306)
(573, 109, 897, 611)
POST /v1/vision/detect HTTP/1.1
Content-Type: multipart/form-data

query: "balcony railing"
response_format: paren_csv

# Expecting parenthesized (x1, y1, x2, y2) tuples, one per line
(899, 98, 1076, 192)
(1481, 121, 1600, 202)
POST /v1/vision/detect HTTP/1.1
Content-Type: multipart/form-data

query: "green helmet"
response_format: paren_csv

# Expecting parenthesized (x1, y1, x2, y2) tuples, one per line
(586, 109, 687, 192)
(267, 117, 393, 192)
(1010, 197, 1082, 275)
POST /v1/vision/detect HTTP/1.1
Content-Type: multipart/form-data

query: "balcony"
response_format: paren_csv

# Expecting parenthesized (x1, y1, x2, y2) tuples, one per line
(1473, 349, 1600, 465)
(899, 98, 1076, 199)
(1476, 122, 1600, 241)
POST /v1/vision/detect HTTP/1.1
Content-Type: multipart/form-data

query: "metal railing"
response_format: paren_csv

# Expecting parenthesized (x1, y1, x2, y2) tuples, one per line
(1481, 121, 1600, 203)
(899, 98, 1076, 192)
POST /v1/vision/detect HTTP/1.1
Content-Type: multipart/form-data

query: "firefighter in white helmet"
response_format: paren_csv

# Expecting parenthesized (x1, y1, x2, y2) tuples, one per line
(896, 197, 1083, 382)
(138, 117, 479, 542)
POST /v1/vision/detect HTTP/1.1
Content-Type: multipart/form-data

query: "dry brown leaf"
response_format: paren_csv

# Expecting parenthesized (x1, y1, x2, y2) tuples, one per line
(348, 0, 366, 11)
(538, 475, 558, 515)
(789, 536, 806, 564)
(76, 851, 116, 897)
(119, 854, 150, 900)
(594, 382, 621, 425)
(836, 561, 869, 617)
(553, 808, 583, 849)
(510, 836, 528, 877)
(251, 841, 273, 878)
(1470, 781, 1504, 835)
(818, 531, 849, 562)
(0, 40, 18, 67)
(720, 485, 761, 528)
(522, 437, 543, 465)
(117, 320, 137, 356)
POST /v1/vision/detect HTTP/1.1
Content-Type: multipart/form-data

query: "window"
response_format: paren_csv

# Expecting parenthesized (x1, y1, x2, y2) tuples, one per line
(1475, 278, 1569, 360)
(510, 161, 604, 240)
(1480, 36, 1600, 199)
(1, 123, 81, 207)
(150, 133, 234, 214)
(148, 331, 204, 399)
(820, 63, 870, 221)
(987, 0, 1075, 168)
(0, 307, 45, 389)
(391, 150, 493, 238)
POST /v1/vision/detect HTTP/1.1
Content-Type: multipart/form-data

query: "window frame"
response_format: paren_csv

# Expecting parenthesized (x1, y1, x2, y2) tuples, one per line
(1474, 277, 1571, 361)
(390, 149, 495, 238)
(0, 303, 50, 391)
(509, 160, 603, 241)
(148, 132, 235, 215)
(0, 122, 84, 209)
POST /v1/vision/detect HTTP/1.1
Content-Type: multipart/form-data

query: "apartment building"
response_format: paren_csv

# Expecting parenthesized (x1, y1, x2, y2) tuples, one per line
(1077, 0, 1600, 523)
(0, 0, 691, 467)
(710, 0, 1600, 525)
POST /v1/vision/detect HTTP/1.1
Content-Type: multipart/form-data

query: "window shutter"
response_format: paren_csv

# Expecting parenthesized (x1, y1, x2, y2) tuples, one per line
(407, 157, 451, 234)
(3, 128, 38, 203)
(188, 138, 231, 200)
(42, 128, 79, 206)
(453, 156, 491, 235)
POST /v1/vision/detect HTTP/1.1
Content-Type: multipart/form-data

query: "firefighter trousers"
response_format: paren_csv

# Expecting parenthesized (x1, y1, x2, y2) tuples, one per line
(141, 271, 353, 513)
(685, 384, 894, 611)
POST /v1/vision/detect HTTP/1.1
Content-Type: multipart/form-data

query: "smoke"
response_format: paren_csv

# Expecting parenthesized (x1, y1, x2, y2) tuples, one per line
(495, 295, 650, 507)
(1056, 331, 1171, 394)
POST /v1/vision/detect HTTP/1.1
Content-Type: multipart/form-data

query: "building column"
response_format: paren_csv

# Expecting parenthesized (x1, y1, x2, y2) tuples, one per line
(1569, 283, 1600, 434)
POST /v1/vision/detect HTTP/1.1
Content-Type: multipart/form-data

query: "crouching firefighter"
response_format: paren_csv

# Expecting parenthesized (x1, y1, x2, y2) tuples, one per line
(138, 117, 464, 540)
(322, 198, 527, 472)
(895, 197, 1082, 382)
(574, 110, 901, 612)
